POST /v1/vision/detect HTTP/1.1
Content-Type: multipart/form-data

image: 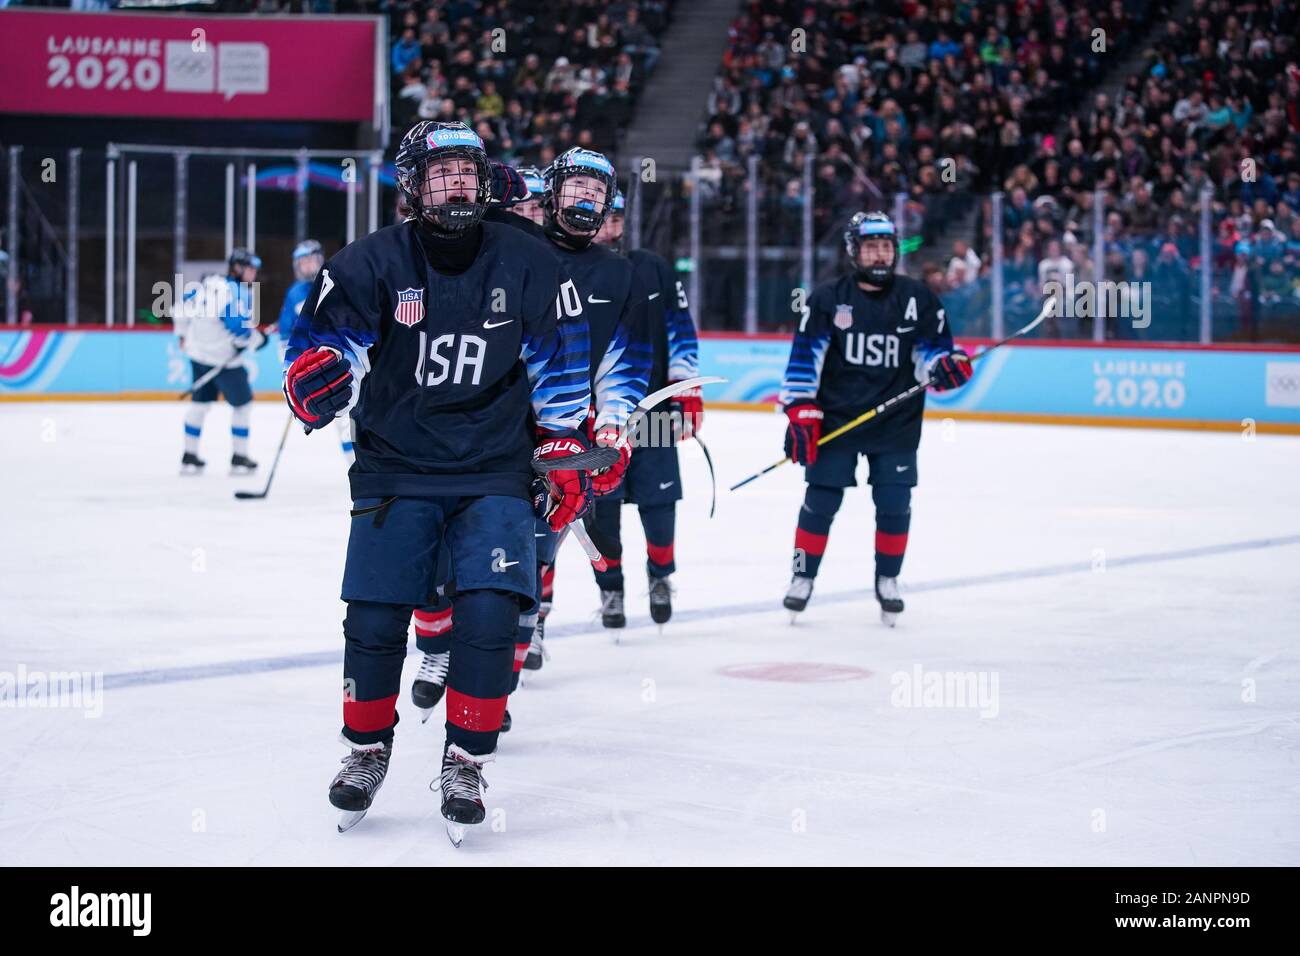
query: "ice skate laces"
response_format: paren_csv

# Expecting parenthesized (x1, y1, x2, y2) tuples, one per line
(787, 576, 813, 600)
(416, 650, 450, 686)
(648, 576, 674, 604)
(600, 590, 624, 616)
(440, 746, 492, 803)
(876, 576, 900, 600)
(335, 746, 389, 792)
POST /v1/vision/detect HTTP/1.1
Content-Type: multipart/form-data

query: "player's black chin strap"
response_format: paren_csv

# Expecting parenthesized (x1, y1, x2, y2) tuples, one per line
(543, 217, 595, 251)
(417, 221, 483, 276)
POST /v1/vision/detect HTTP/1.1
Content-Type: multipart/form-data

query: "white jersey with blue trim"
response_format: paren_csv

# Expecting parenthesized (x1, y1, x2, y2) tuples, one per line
(174, 273, 258, 367)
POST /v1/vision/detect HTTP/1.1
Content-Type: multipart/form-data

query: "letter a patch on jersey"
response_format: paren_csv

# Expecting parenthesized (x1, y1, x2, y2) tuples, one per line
(394, 288, 425, 327)
(833, 304, 854, 330)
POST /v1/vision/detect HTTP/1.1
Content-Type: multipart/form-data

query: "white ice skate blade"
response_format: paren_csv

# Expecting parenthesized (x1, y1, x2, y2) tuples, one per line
(445, 820, 468, 848)
(337, 809, 368, 833)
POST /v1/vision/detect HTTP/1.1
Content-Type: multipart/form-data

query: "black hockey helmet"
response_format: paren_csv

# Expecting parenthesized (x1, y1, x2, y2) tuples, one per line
(228, 248, 262, 274)
(844, 211, 898, 285)
(542, 147, 617, 244)
(395, 121, 491, 235)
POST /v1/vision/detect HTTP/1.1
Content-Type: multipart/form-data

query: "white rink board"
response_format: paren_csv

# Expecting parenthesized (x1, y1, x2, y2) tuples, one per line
(1, 403, 1297, 866)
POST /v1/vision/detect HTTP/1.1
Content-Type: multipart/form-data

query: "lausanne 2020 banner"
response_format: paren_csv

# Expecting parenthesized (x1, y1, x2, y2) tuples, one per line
(2, 329, 1298, 433)
(0, 9, 379, 121)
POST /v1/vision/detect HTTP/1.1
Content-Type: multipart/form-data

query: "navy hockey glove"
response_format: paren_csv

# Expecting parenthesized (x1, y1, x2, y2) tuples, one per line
(533, 432, 594, 532)
(490, 161, 529, 206)
(284, 346, 352, 428)
(929, 350, 973, 391)
(783, 400, 824, 466)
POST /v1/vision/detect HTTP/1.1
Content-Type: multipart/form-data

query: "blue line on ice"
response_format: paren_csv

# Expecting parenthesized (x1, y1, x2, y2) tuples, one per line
(100, 533, 1300, 691)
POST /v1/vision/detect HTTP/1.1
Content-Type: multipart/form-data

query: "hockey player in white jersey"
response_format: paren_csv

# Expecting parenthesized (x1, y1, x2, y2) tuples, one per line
(174, 249, 266, 474)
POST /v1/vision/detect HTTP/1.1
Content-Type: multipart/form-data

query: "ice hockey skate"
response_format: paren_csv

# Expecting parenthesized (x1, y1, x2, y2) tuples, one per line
(437, 744, 493, 848)
(876, 575, 904, 627)
(783, 575, 814, 622)
(329, 740, 392, 833)
(411, 650, 450, 723)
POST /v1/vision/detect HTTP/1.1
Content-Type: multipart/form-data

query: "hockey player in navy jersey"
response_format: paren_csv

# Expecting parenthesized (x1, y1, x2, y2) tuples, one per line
(282, 122, 593, 841)
(527, 148, 651, 648)
(593, 190, 701, 625)
(780, 212, 972, 626)
(409, 158, 554, 730)
(175, 248, 265, 474)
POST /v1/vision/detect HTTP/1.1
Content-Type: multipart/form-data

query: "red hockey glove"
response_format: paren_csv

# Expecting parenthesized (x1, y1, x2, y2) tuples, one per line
(533, 432, 594, 532)
(670, 381, 704, 441)
(784, 400, 823, 466)
(590, 424, 631, 496)
(929, 350, 973, 391)
(284, 346, 352, 428)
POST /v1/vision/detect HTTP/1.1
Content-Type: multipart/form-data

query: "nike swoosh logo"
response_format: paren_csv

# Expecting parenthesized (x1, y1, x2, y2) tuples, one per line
(483, 318, 514, 329)
(497, 560, 519, 568)
(587, 295, 611, 304)
(534, 532, 548, 538)
(659, 481, 675, 489)
(895, 465, 909, 472)
(648, 292, 660, 300)
(895, 326, 916, 334)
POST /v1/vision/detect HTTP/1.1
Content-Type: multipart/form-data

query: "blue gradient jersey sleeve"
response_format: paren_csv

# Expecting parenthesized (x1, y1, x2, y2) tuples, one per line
(665, 276, 699, 380)
(278, 280, 311, 344)
(593, 271, 652, 431)
(523, 276, 591, 435)
(908, 288, 955, 384)
(284, 263, 376, 414)
(220, 276, 256, 344)
(779, 291, 832, 406)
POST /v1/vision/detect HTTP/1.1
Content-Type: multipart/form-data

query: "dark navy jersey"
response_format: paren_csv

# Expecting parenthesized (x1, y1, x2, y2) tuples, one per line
(627, 248, 699, 393)
(483, 205, 546, 241)
(286, 219, 590, 500)
(548, 241, 652, 431)
(780, 273, 954, 452)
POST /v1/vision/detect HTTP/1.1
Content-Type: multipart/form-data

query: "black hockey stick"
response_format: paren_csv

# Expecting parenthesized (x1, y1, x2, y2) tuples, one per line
(530, 445, 620, 473)
(729, 296, 1058, 491)
(234, 414, 293, 500)
(693, 433, 717, 518)
(530, 377, 728, 474)
(177, 328, 270, 399)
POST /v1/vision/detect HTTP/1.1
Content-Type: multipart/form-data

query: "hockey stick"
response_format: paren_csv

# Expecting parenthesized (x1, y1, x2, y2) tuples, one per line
(529, 456, 610, 570)
(177, 328, 270, 399)
(729, 296, 1057, 491)
(179, 355, 236, 400)
(569, 519, 609, 572)
(234, 414, 293, 500)
(693, 433, 717, 518)
(530, 376, 728, 474)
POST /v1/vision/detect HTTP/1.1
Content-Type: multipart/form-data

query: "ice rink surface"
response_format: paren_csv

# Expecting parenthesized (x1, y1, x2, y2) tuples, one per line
(2, 402, 1297, 866)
